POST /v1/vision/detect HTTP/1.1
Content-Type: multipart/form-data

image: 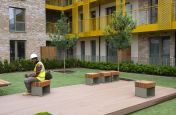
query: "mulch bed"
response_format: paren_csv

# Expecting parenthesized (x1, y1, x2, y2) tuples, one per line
(54, 69, 75, 74)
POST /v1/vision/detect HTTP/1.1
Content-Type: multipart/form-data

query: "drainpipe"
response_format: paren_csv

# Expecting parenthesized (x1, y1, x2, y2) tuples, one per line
(98, 1, 101, 62)
(175, 31, 176, 66)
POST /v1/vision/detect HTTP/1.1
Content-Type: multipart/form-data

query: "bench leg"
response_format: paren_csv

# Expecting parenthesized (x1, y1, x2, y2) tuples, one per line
(43, 85, 50, 94)
(31, 85, 50, 96)
(86, 78, 99, 85)
(31, 86, 43, 96)
(105, 76, 112, 82)
(147, 87, 155, 96)
(112, 75, 119, 81)
(135, 87, 155, 98)
(100, 76, 112, 83)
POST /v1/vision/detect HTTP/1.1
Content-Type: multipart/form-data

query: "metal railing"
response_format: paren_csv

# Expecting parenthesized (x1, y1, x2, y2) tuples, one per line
(172, 1, 176, 20)
(46, 22, 72, 33)
(57, 55, 175, 66)
(77, 5, 158, 33)
(46, 22, 56, 33)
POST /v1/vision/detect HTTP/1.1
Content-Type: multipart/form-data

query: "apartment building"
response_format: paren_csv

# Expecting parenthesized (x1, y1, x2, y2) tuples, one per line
(1, 0, 176, 66)
(0, 0, 46, 61)
(46, 0, 176, 66)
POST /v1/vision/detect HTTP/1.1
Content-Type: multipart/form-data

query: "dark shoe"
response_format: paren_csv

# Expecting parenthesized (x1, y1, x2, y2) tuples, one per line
(22, 92, 31, 96)
(25, 74, 28, 78)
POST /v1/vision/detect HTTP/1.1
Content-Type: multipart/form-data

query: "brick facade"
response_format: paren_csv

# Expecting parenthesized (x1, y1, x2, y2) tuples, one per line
(0, 0, 47, 61)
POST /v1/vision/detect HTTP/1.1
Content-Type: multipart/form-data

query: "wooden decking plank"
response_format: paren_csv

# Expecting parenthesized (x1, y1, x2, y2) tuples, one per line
(0, 81, 175, 115)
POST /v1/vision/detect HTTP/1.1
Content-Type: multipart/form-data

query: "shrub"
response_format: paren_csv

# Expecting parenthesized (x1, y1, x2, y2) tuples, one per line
(1, 58, 176, 77)
(79, 61, 176, 77)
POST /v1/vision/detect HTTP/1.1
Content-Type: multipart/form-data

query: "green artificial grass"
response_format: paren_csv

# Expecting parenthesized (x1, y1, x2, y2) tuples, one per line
(35, 112, 52, 115)
(129, 98, 176, 115)
(0, 68, 175, 115)
(121, 72, 176, 88)
(121, 72, 176, 115)
(0, 68, 101, 96)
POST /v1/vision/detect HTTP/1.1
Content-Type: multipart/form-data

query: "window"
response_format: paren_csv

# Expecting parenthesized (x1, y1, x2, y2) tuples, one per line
(149, 37, 170, 65)
(149, 0, 158, 24)
(64, 0, 72, 6)
(91, 40, 96, 61)
(90, 11, 96, 31)
(79, 13, 83, 32)
(67, 48, 74, 58)
(10, 40, 25, 61)
(67, 16, 72, 33)
(126, 2, 133, 16)
(80, 41, 85, 61)
(106, 6, 116, 15)
(106, 42, 117, 63)
(106, 6, 116, 25)
(9, 7, 25, 32)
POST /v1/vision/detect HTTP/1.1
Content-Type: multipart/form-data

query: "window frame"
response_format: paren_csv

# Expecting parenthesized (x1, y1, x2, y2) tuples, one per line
(9, 7, 26, 32)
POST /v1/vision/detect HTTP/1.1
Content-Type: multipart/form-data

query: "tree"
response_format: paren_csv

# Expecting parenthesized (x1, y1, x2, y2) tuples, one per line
(104, 4, 136, 70)
(49, 12, 78, 73)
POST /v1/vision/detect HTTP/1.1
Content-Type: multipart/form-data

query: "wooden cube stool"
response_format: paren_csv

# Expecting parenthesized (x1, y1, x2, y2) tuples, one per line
(110, 71, 120, 81)
(85, 73, 100, 85)
(99, 71, 112, 83)
(31, 80, 51, 96)
(135, 80, 156, 98)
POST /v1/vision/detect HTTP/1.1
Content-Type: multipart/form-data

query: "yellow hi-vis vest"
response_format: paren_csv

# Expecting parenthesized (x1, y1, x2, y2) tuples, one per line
(34, 61, 45, 81)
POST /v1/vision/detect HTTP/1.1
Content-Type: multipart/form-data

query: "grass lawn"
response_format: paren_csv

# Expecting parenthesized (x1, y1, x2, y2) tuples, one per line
(0, 68, 101, 96)
(0, 68, 175, 114)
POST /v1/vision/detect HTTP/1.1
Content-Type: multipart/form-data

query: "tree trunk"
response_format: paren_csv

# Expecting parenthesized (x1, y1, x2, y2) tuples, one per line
(117, 49, 122, 71)
(64, 51, 66, 73)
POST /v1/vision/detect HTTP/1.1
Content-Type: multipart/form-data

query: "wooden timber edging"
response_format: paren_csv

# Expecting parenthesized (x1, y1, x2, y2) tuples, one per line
(0, 79, 11, 87)
(106, 92, 176, 115)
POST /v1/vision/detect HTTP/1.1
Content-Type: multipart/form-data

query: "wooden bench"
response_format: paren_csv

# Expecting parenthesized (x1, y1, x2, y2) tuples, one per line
(99, 71, 112, 83)
(31, 80, 50, 96)
(85, 73, 100, 85)
(110, 71, 120, 81)
(135, 80, 156, 98)
(0, 79, 11, 87)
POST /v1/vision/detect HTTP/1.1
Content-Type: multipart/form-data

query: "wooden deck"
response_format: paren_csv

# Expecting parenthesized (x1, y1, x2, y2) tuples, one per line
(0, 80, 176, 115)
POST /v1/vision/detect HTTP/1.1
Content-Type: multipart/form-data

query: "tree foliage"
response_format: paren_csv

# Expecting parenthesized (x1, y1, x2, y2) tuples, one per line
(104, 11, 136, 50)
(49, 12, 78, 51)
(49, 12, 79, 72)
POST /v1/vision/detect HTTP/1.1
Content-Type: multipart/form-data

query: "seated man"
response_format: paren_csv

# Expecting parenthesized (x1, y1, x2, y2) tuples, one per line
(23, 53, 45, 96)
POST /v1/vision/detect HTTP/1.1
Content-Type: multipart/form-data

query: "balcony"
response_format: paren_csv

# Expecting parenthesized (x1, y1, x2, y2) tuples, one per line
(46, 22, 72, 34)
(46, 4, 161, 36)
(46, 22, 56, 33)
(77, 5, 159, 36)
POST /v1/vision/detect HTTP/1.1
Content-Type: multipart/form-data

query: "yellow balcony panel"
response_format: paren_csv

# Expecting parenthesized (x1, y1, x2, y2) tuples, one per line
(45, 4, 64, 11)
(90, 30, 103, 37)
(77, 1, 84, 6)
(172, 21, 176, 29)
(63, 5, 74, 10)
(90, 0, 97, 3)
(79, 32, 90, 37)
(133, 24, 159, 33)
(46, 22, 56, 33)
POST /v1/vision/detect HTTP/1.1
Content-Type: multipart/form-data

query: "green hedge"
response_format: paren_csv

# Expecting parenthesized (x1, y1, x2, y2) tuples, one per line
(0, 59, 176, 77)
(0, 59, 33, 73)
(0, 58, 79, 74)
(79, 61, 176, 77)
